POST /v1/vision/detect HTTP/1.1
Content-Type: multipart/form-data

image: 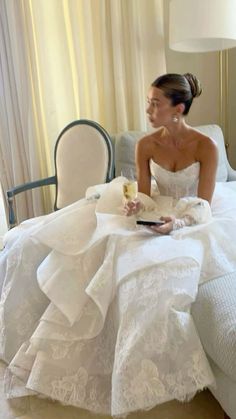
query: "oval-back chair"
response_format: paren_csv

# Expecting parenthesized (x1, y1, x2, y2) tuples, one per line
(7, 119, 114, 228)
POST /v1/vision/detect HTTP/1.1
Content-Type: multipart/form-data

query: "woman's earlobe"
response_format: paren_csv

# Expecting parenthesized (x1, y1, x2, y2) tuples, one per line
(176, 103, 185, 115)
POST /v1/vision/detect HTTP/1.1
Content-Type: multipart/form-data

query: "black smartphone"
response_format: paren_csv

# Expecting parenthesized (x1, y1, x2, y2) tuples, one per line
(136, 219, 165, 226)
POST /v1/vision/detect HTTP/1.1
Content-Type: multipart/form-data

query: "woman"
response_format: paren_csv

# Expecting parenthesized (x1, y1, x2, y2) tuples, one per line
(0, 73, 236, 417)
(125, 73, 218, 232)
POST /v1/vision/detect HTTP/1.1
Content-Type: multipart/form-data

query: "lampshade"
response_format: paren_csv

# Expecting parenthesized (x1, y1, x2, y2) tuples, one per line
(169, 0, 236, 52)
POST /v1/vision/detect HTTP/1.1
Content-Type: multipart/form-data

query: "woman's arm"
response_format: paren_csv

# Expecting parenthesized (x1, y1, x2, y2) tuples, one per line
(135, 137, 152, 196)
(123, 137, 152, 216)
(197, 137, 218, 203)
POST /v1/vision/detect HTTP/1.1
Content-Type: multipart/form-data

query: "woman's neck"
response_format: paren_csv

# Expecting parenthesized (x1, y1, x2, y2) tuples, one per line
(162, 120, 191, 147)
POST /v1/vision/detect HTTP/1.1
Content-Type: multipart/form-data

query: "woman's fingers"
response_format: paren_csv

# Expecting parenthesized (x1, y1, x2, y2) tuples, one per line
(160, 216, 173, 222)
(123, 199, 141, 216)
(150, 220, 174, 234)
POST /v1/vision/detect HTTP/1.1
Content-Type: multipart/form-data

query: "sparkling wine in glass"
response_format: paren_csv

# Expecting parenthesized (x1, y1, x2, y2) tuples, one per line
(121, 168, 137, 201)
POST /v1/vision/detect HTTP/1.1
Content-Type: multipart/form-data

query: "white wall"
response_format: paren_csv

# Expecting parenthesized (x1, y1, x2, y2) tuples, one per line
(163, 0, 220, 128)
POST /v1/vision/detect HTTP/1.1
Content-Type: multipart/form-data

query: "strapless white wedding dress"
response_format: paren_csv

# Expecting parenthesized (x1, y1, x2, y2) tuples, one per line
(1, 162, 236, 417)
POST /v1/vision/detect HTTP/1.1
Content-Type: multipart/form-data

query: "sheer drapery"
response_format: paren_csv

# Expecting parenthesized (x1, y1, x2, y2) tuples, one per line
(0, 0, 45, 222)
(0, 0, 165, 222)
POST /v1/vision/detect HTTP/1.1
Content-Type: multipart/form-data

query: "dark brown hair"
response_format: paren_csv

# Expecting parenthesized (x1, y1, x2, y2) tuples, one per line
(151, 73, 202, 115)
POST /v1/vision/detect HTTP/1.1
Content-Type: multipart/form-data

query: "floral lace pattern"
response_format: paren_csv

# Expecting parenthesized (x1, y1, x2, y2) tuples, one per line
(51, 368, 88, 405)
(1, 178, 236, 416)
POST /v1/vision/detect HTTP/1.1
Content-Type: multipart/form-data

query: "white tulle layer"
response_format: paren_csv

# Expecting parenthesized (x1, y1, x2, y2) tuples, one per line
(1, 179, 236, 416)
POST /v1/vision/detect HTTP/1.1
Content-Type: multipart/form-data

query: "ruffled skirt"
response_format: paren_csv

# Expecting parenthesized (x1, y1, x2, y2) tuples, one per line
(1, 180, 236, 416)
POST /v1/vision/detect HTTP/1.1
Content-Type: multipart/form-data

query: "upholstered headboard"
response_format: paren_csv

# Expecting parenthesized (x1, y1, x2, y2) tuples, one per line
(112, 125, 236, 182)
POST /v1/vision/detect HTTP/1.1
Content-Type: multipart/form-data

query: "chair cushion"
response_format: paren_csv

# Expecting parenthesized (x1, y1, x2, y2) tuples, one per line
(56, 124, 110, 208)
(113, 131, 145, 177)
(192, 271, 236, 382)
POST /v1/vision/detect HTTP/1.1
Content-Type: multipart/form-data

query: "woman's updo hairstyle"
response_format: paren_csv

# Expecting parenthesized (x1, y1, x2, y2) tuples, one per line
(151, 73, 202, 115)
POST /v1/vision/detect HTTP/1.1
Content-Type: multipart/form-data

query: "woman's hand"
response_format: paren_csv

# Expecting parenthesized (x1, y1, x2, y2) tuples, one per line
(150, 216, 175, 235)
(123, 198, 143, 216)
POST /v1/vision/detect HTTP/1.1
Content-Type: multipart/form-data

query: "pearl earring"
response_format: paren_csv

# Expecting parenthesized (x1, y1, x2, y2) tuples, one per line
(172, 115, 178, 123)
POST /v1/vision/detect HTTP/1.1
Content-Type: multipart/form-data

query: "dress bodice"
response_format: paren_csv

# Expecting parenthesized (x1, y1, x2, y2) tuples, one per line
(150, 160, 200, 199)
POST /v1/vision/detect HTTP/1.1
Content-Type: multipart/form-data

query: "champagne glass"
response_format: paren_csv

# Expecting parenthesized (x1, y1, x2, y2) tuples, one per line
(121, 167, 137, 201)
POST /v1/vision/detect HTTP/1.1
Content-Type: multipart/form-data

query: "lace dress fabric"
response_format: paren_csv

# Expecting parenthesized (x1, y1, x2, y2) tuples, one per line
(150, 160, 200, 199)
(1, 168, 236, 417)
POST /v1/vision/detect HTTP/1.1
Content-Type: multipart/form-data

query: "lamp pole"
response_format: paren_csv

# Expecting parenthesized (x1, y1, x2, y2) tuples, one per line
(219, 50, 230, 153)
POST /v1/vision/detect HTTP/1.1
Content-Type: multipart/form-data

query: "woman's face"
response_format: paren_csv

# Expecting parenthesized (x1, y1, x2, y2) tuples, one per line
(146, 86, 176, 128)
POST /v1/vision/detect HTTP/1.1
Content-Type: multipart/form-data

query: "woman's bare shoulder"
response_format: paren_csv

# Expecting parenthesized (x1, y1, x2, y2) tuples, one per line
(137, 128, 163, 149)
(194, 130, 218, 154)
(191, 128, 218, 163)
(191, 128, 217, 148)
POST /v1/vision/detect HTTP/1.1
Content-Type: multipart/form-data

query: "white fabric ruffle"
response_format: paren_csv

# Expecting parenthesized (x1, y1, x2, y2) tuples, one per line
(0, 178, 236, 416)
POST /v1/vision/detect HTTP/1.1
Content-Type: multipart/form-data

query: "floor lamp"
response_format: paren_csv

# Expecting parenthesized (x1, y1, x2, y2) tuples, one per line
(169, 0, 236, 150)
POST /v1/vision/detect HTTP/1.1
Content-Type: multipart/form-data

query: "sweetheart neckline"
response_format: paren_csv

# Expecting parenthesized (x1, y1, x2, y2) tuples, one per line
(150, 160, 200, 174)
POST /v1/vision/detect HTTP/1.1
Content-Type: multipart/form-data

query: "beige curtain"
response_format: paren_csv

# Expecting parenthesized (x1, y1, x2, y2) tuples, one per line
(0, 0, 45, 222)
(0, 0, 166, 222)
